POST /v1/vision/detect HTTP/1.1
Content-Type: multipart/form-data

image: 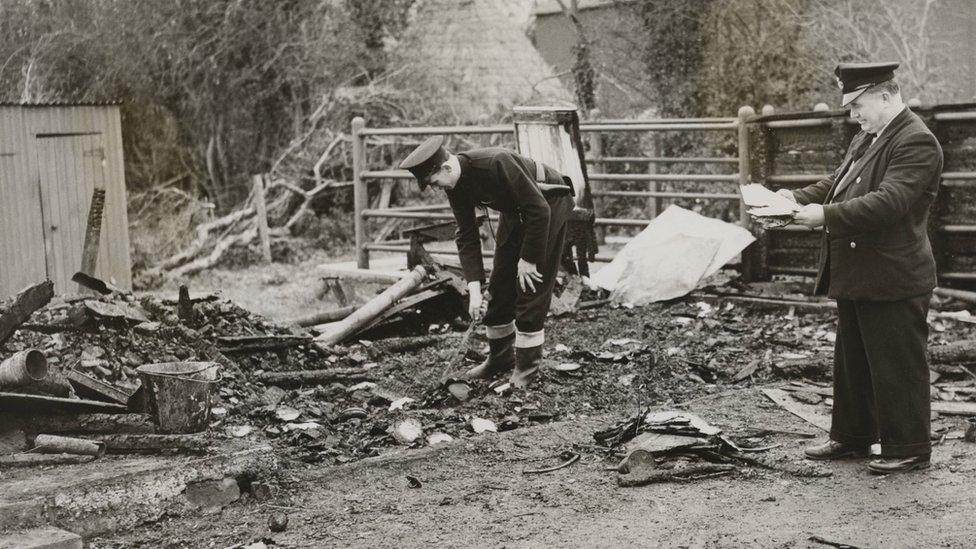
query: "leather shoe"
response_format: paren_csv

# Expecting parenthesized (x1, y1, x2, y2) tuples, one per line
(803, 440, 871, 461)
(867, 455, 930, 475)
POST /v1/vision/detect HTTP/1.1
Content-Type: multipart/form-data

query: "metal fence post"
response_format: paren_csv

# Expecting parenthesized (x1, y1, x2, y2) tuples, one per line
(352, 117, 369, 269)
(736, 106, 754, 227)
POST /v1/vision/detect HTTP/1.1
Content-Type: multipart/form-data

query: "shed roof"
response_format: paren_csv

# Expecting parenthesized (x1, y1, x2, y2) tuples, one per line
(533, 0, 622, 16)
(396, 0, 572, 121)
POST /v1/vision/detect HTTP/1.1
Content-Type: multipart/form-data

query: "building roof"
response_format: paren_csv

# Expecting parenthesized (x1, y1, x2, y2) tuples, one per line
(396, 0, 572, 122)
(0, 100, 122, 107)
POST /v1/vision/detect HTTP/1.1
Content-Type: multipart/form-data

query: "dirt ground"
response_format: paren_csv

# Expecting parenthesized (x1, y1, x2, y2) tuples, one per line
(89, 255, 976, 548)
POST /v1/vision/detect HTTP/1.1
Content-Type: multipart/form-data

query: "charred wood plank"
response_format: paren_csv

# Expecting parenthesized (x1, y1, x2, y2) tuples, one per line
(256, 367, 377, 387)
(88, 433, 210, 454)
(0, 280, 55, 346)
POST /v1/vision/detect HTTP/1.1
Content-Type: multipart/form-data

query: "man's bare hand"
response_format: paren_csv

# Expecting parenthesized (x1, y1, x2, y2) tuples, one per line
(794, 204, 825, 228)
(517, 259, 543, 293)
(776, 189, 796, 202)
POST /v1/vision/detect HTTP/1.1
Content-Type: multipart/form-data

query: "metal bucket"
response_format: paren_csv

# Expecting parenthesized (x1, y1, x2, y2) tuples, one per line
(0, 350, 48, 388)
(136, 362, 220, 434)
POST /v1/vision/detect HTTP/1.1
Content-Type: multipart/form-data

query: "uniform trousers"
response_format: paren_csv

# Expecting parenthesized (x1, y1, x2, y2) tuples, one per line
(830, 292, 932, 457)
(482, 193, 573, 348)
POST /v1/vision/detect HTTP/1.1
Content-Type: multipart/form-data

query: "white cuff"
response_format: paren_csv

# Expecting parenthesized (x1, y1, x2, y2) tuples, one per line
(485, 321, 516, 339)
(515, 329, 544, 348)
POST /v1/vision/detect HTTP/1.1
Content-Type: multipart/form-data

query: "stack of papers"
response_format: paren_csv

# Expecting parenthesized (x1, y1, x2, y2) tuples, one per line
(739, 184, 799, 228)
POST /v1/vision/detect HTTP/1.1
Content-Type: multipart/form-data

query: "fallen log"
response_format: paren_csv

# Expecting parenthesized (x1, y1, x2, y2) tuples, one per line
(21, 413, 156, 435)
(256, 367, 377, 387)
(775, 350, 975, 379)
(0, 280, 55, 345)
(617, 463, 735, 486)
(0, 453, 97, 468)
(929, 340, 976, 365)
(88, 433, 210, 454)
(286, 305, 356, 328)
(315, 265, 430, 346)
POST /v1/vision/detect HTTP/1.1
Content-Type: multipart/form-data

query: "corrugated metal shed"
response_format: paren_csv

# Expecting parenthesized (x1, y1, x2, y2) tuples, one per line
(0, 103, 131, 296)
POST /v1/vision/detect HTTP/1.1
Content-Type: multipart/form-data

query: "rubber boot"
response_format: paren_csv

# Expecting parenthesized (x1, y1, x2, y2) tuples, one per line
(463, 333, 515, 380)
(510, 345, 543, 388)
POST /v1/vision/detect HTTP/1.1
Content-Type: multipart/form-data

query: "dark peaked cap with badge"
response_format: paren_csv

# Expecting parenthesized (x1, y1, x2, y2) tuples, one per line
(399, 135, 449, 190)
(835, 62, 899, 107)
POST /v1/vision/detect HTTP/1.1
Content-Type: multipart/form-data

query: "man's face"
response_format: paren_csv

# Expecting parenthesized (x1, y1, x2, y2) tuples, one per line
(848, 90, 889, 133)
(425, 160, 459, 190)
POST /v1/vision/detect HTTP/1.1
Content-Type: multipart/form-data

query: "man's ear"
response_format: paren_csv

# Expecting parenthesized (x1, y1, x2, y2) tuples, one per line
(441, 160, 452, 173)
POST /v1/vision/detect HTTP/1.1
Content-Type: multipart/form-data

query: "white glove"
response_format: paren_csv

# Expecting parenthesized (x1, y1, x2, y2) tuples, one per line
(467, 281, 484, 319)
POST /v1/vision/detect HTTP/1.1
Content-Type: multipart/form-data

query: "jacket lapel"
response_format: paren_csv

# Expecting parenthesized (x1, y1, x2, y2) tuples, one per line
(831, 109, 914, 200)
(826, 132, 870, 202)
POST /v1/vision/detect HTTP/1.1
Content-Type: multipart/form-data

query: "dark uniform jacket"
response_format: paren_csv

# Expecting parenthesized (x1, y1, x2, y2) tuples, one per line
(447, 148, 568, 283)
(793, 108, 943, 301)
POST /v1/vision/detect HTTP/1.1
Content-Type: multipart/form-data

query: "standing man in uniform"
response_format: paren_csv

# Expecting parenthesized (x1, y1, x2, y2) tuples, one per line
(398, 136, 574, 388)
(781, 62, 943, 474)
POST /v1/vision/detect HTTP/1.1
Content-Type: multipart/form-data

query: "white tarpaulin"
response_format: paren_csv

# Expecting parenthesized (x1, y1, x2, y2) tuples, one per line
(591, 205, 755, 304)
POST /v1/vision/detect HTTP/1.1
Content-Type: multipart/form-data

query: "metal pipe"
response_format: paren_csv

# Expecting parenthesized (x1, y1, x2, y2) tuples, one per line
(940, 272, 976, 281)
(766, 174, 827, 184)
(589, 173, 738, 182)
(939, 225, 976, 234)
(363, 243, 617, 264)
(360, 125, 512, 136)
(0, 349, 48, 388)
(360, 209, 653, 228)
(764, 119, 832, 129)
(592, 190, 740, 200)
(933, 111, 976, 121)
(352, 117, 368, 269)
(580, 122, 737, 132)
(586, 117, 736, 125)
(586, 156, 739, 164)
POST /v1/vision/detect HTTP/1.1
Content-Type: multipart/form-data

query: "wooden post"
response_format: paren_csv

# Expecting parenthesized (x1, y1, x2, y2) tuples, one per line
(737, 105, 762, 282)
(252, 175, 272, 263)
(352, 117, 369, 269)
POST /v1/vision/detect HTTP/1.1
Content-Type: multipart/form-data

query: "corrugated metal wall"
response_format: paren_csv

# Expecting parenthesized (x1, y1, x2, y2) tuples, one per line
(0, 105, 131, 296)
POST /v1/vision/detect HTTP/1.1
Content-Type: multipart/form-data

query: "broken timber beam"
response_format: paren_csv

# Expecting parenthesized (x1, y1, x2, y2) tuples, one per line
(0, 280, 54, 346)
(216, 334, 312, 354)
(315, 265, 430, 346)
(617, 463, 735, 487)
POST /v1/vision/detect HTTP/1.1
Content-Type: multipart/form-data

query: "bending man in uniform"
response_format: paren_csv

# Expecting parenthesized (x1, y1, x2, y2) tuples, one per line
(399, 136, 573, 388)
(782, 62, 943, 474)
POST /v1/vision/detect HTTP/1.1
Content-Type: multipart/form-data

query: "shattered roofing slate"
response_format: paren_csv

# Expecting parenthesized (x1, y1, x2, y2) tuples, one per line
(395, 0, 572, 121)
